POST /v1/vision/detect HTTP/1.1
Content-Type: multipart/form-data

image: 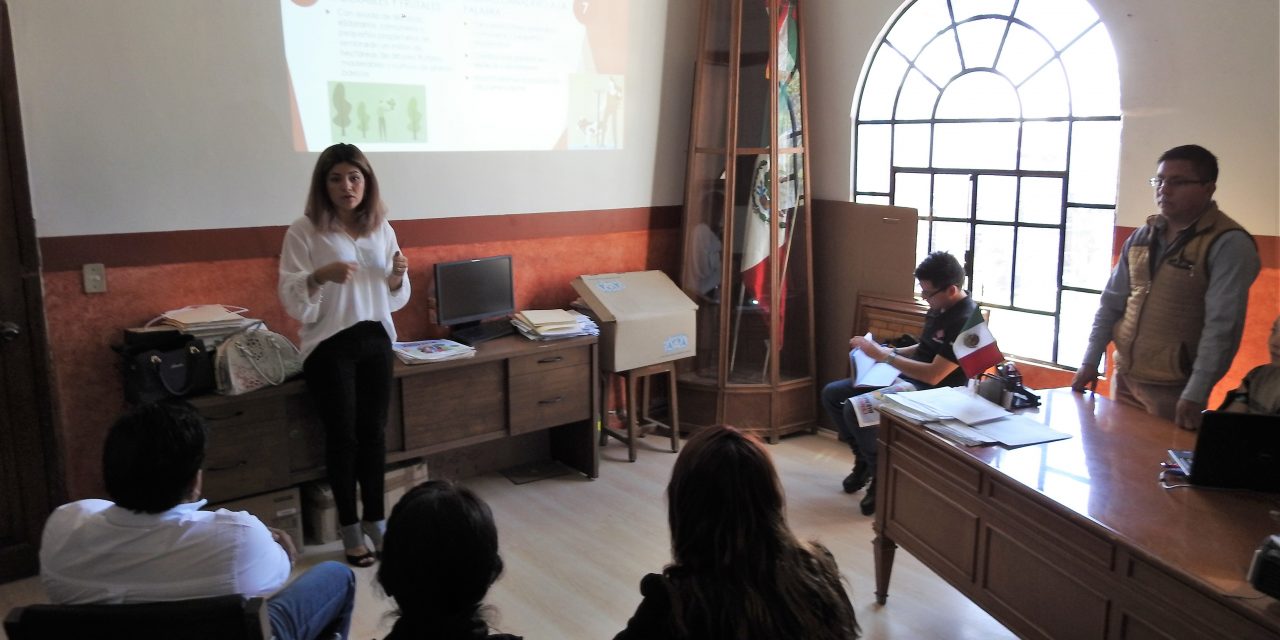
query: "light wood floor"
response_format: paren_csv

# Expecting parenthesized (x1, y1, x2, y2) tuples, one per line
(1, 432, 1016, 639)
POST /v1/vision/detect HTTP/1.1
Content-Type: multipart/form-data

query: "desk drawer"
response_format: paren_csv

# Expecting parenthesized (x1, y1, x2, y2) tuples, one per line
(509, 364, 590, 435)
(402, 362, 505, 450)
(508, 346, 590, 376)
(198, 399, 288, 502)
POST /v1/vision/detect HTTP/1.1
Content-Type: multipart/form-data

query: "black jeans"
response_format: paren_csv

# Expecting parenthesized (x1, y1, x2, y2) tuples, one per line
(303, 321, 393, 527)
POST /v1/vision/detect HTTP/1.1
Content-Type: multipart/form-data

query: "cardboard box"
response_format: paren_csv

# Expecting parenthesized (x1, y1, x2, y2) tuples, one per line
(301, 460, 429, 545)
(571, 271, 697, 372)
(209, 487, 303, 551)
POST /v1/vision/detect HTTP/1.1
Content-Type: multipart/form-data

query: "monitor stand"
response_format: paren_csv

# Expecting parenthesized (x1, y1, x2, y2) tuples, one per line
(450, 319, 515, 346)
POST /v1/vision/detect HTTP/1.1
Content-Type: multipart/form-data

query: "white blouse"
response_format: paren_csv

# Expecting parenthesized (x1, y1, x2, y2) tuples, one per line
(278, 216, 411, 359)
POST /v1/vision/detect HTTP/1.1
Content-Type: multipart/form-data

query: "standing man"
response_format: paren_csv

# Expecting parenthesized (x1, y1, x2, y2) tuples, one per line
(820, 251, 975, 516)
(40, 401, 356, 640)
(1071, 144, 1260, 430)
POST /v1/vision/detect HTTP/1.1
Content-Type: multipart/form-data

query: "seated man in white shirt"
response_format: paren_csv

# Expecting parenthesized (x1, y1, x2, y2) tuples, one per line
(40, 401, 356, 640)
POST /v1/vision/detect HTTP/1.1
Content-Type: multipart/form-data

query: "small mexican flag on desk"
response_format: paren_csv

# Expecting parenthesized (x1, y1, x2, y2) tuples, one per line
(953, 306, 1003, 378)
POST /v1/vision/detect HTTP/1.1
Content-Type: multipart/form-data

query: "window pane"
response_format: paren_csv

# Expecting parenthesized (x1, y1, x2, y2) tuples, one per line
(886, 0, 953, 60)
(858, 46, 908, 121)
(897, 69, 940, 120)
(951, 0, 1015, 22)
(931, 220, 971, 260)
(1058, 290, 1101, 366)
(1012, 0, 1099, 50)
(975, 175, 1016, 222)
(1013, 227, 1060, 312)
(1018, 63, 1069, 118)
(994, 23, 1055, 85)
(1068, 120, 1121, 205)
(778, 152, 810, 382)
(933, 173, 972, 220)
(894, 172, 932, 217)
(893, 123, 932, 168)
(1063, 207, 1115, 290)
(915, 33, 962, 87)
(777, 2, 802, 149)
(856, 194, 891, 205)
(937, 71, 1018, 119)
(1061, 24, 1121, 116)
(916, 220, 930, 264)
(989, 308, 1054, 362)
(1019, 121, 1068, 171)
(856, 124, 891, 193)
(973, 224, 1013, 305)
(1018, 177, 1063, 225)
(955, 18, 1010, 70)
(935, 122, 1018, 169)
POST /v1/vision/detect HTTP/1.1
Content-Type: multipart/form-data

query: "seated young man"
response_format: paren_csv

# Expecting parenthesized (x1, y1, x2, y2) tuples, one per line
(820, 251, 973, 516)
(40, 401, 356, 640)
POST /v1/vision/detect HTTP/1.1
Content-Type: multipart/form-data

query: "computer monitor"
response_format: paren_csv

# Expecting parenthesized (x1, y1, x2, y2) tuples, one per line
(434, 255, 515, 341)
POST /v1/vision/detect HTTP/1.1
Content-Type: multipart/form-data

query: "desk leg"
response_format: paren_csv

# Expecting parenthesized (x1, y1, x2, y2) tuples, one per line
(872, 466, 896, 605)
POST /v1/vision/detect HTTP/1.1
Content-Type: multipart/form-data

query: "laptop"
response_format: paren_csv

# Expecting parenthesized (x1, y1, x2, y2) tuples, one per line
(1166, 411, 1280, 491)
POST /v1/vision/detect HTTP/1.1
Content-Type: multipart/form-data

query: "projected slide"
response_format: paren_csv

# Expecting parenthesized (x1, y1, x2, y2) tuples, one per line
(281, 0, 627, 152)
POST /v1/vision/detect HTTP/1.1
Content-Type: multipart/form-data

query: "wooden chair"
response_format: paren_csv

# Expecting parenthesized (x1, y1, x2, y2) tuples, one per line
(4, 594, 271, 640)
(599, 361, 681, 462)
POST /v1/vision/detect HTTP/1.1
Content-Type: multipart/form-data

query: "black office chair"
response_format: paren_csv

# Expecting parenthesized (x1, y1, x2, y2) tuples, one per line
(4, 594, 271, 640)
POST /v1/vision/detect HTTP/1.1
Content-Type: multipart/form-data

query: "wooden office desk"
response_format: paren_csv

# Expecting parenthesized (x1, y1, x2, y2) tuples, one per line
(873, 388, 1280, 639)
(190, 335, 599, 504)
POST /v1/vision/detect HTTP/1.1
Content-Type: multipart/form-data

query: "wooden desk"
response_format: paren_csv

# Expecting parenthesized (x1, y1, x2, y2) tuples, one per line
(190, 335, 598, 504)
(873, 388, 1280, 639)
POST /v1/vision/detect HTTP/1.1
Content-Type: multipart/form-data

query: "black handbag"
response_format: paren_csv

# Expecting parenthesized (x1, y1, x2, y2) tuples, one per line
(115, 329, 215, 404)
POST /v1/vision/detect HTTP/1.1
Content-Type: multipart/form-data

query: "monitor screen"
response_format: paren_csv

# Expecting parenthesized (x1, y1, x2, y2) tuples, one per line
(434, 255, 515, 327)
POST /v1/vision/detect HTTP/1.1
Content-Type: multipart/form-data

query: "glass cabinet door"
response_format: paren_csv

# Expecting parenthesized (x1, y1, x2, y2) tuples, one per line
(679, 0, 814, 441)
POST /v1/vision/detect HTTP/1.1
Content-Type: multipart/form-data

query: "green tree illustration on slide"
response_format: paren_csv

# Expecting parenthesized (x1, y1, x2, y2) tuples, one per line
(406, 97, 422, 140)
(357, 102, 370, 139)
(332, 83, 352, 136)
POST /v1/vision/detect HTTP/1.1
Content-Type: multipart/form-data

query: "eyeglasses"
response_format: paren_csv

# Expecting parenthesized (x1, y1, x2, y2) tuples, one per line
(1148, 177, 1207, 189)
(919, 286, 944, 301)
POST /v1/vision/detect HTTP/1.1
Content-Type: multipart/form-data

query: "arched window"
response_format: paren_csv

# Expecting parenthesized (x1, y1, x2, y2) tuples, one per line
(853, 0, 1121, 367)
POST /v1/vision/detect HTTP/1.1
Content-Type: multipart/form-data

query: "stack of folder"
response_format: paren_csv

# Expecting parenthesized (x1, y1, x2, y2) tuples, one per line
(510, 309, 598, 340)
(156, 304, 259, 348)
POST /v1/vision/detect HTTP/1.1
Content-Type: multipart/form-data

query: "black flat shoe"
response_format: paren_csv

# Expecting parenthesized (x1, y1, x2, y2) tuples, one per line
(345, 550, 376, 567)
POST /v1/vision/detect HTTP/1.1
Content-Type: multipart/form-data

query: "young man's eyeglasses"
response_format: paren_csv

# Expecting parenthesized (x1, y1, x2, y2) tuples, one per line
(919, 286, 945, 301)
(1148, 177, 1207, 189)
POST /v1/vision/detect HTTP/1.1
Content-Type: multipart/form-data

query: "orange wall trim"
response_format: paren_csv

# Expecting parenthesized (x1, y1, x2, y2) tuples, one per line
(39, 206, 682, 272)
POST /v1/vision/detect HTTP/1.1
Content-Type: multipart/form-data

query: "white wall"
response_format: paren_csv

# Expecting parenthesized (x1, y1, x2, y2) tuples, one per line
(806, 0, 1280, 234)
(10, 0, 701, 237)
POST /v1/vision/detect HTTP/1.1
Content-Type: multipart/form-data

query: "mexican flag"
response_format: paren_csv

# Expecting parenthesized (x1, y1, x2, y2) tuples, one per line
(953, 306, 1003, 378)
(741, 154, 787, 316)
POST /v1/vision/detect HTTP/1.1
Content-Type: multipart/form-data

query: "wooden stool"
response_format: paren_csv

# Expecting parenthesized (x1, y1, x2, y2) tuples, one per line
(599, 361, 681, 462)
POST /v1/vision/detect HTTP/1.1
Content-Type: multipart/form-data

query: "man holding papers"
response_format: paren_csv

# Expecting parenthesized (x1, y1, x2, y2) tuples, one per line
(820, 251, 977, 516)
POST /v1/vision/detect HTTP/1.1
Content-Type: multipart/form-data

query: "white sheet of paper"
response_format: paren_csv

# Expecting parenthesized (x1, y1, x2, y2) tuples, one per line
(850, 333, 900, 387)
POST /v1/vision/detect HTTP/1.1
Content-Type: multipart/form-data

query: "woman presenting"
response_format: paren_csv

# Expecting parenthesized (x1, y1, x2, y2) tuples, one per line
(279, 143, 410, 567)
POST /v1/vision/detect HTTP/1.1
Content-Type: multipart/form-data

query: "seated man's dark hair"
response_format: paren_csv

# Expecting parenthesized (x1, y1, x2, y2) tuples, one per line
(913, 251, 966, 290)
(377, 480, 504, 633)
(102, 401, 207, 514)
(1158, 144, 1218, 183)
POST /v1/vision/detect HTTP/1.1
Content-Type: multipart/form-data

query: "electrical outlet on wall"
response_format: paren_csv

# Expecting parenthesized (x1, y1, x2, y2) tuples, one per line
(82, 263, 107, 293)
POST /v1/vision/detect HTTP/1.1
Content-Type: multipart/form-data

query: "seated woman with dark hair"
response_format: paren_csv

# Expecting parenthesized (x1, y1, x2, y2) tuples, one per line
(614, 424, 860, 640)
(376, 480, 521, 640)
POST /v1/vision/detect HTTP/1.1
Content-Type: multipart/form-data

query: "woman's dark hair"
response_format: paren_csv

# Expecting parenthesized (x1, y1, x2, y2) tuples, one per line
(377, 480, 504, 634)
(913, 250, 966, 290)
(102, 401, 207, 514)
(304, 142, 385, 235)
(665, 425, 859, 639)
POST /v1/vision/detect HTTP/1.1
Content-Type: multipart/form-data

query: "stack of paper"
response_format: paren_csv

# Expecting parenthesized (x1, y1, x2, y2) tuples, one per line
(156, 304, 259, 348)
(392, 339, 476, 364)
(511, 309, 598, 340)
(878, 386, 1071, 448)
